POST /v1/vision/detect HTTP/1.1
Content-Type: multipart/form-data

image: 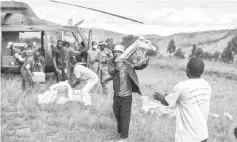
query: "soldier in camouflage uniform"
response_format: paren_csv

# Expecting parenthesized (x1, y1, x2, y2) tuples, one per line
(88, 41, 100, 74)
(98, 41, 113, 96)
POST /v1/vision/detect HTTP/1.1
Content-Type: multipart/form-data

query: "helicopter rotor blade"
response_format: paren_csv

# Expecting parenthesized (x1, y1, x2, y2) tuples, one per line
(50, 0, 143, 24)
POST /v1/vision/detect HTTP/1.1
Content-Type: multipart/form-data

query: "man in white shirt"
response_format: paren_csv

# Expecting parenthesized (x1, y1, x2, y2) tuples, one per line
(70, 56, 99, 106)
(153, 58, 212, 142)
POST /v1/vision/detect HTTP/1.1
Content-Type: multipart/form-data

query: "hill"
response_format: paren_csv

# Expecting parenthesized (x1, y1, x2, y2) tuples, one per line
(82, 28, 237, 57)
(145, 28, 237, 57)
(82, 28, 125, 43)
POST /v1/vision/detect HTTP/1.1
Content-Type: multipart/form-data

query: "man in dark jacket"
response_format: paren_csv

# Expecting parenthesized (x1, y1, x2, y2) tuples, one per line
(103, 44, 149, 141)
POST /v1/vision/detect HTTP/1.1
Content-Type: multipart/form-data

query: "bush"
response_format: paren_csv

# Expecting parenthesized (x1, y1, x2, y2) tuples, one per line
(212, 51, 221, 61)
(174, 48, 185, 59)
(121, 35, 139, 48)
(200, 52, 212, 61)
(167, 39, 176, 54)
(105, 38, 114, 50)
(146, 50, 157, 56)
(221, 44, 234, 63)
(221, 36, 237, 63)
(195, 48, 204, 58)
(189, 44, 197, 58)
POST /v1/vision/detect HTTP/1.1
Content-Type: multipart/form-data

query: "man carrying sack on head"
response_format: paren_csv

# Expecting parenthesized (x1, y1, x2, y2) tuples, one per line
(102, 44, 149, 141)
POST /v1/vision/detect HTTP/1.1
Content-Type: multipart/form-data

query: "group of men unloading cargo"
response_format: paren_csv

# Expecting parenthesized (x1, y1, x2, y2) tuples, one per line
(15, 37, 232, 142)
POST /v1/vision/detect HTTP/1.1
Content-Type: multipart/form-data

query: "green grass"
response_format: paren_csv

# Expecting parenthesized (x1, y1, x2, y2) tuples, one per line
(1, 57, 237, 142)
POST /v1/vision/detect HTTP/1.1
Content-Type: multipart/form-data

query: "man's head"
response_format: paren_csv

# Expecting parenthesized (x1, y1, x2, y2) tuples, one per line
(186, 58, 204, 78)
(113, 44, 124, 58)
(28, 43, 33, 49)
(57, 40, 63, 49)
(98, 41, 108, 50)
(92, 41, 97, 46)
(65, 42, 70, 47)
(92, 41, 97, 50)
(34, 50, 41, 60)
(70, 56, 77, 68)
(234, 127, 237, 139)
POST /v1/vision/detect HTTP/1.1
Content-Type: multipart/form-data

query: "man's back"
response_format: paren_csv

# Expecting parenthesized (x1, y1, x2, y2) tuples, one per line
(74, 64, 98, 81)
(166, 78, 212, 142)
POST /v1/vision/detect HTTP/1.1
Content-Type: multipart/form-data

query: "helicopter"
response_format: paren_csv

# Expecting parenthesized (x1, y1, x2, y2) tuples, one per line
(1, 0, 143, 73)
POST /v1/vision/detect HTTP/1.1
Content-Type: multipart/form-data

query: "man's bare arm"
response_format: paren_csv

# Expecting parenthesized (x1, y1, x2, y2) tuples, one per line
(72, 79, 81, 88)
(52, 57, 59, 72)
(153, 92, 169, 106)
(102, 76, 113, 84)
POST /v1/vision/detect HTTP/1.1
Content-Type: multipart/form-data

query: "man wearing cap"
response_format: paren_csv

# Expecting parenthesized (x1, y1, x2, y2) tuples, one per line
(153, 58, 212, 142)
(103, 44, 149, 141)
(88, 41, 100, 74)
(98, 41, 113, 96)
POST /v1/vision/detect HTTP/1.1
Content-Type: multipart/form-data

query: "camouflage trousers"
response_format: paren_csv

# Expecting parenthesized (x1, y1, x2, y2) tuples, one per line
(89, 61, 99, 75)
(21, 67, 34, 90)
(99, 64, 110, 96)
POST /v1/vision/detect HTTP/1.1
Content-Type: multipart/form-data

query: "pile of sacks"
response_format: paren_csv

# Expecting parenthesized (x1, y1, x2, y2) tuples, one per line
(37, 81, 84, 105)
(139, 96, 176, 117)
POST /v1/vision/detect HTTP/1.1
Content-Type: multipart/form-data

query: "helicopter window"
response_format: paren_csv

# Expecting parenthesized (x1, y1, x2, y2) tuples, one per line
(45, 32, 62, 49)
(19, 32, 41, 51)
(63, 32, 78, 49)
(2, 31, 42, 56)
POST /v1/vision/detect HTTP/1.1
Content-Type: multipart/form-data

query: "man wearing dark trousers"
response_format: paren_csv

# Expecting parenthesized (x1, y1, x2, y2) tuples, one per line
(103, 44, 149, 141)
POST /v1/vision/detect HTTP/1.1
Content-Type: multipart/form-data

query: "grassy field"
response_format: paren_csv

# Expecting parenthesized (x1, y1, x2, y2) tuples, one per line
(1, 57, 237, 142)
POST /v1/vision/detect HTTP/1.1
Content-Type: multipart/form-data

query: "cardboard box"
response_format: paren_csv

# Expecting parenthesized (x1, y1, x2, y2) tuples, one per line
(56, 85, 69, 98)
(125, 47, 147, 66)
(33, 72, 45, 83)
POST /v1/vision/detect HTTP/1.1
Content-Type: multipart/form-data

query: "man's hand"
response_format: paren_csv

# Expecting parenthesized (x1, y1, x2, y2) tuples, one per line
(153, 92, 163, 101)
(31, 76, 36, 82)
(100, 80, 104, 85)
(144, 57, 150, 64)
(56, 68, 61, 74)
(153, 92, 169, 106)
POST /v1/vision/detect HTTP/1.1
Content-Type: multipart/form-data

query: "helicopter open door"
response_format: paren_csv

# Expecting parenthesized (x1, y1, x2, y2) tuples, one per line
(87, 29, 93, 67)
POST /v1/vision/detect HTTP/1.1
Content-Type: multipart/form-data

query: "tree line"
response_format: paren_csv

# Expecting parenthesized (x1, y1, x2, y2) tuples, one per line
(166, 36, 237, 63)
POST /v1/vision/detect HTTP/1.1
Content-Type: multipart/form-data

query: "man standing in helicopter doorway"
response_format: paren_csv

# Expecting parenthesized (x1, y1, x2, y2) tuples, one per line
(52, 40, 69, 82)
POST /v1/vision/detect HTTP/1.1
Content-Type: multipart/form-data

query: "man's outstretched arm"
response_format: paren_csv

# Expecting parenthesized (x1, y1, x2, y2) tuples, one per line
(72, 79, 81, 88)
(153, 92, 169, 106)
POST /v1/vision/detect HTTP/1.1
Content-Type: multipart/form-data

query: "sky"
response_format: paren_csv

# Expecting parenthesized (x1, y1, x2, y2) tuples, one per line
(4, 0, 237, 36)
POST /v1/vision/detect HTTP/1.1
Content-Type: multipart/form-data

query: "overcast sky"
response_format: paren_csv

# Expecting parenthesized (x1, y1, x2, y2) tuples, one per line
(5, 0, 237, 36)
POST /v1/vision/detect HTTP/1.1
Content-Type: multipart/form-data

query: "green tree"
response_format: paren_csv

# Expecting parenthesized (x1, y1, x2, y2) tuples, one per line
(105, 38, 114, 50)
(121, 35, 139, 48)
(221, 42, 234, 63)
(189, 44, 197, 58)
(195, 48, 204, 58)
(174, 48, 185, 59)
(212, 51, 221, 61)
(167, 39, 176, 54)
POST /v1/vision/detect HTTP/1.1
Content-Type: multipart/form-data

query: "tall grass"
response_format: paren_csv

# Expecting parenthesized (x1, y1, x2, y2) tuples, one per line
(1, 57, 237, 142)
